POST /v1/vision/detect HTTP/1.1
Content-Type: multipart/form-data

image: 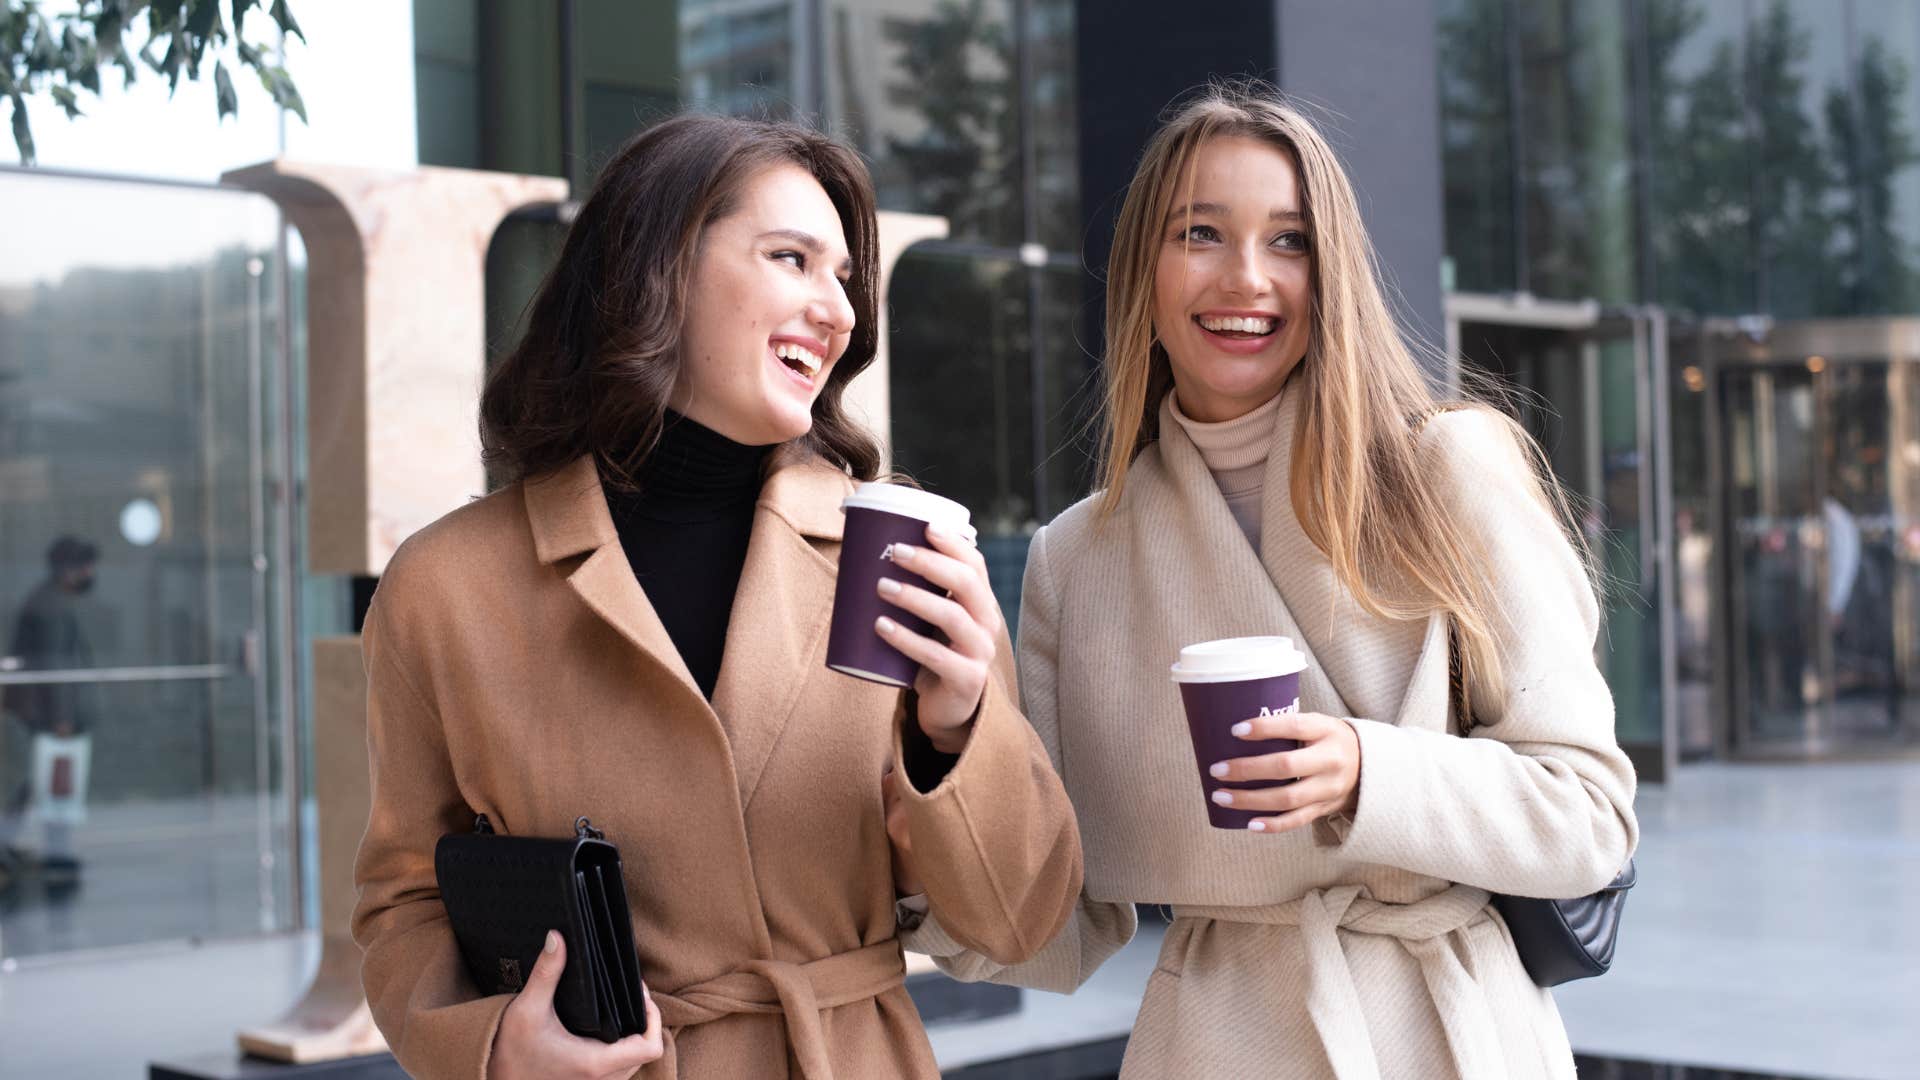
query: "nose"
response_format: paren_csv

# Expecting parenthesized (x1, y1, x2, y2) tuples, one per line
(810, 278, 856, 338)
(1221, 242, 1269, 299)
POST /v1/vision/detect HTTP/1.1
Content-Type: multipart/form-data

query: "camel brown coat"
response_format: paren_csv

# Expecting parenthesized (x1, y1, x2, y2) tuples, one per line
(351, 453, 1082, 1080)
(906, 389, 1639, 1079)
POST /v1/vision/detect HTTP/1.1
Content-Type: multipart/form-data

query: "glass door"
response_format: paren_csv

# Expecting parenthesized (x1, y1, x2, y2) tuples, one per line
(1713, 324, 1920, 755)
(1450, 298, 1678, 780)
(0, 169, 297, 959)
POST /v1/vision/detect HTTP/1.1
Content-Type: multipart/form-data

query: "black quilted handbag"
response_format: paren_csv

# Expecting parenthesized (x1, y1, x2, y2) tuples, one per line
(1449, 622, 1637, 987)
(435, 814, 648, 1041)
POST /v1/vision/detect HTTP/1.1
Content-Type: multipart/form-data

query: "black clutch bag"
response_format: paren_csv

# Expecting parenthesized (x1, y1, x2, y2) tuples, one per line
(1448, 622, 1637, 987)
(434, 815, 648, 1042)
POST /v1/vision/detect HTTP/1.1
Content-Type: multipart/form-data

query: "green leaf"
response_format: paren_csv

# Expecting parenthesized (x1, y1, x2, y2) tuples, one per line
(49, 82, 80, 119)
(235, 39, 259, 67)
(186, 0, 220, 39)
(213, 57, 236, 120)
(10, 92, 33, 165)
(269, 0, 301, 44)
(96, 10, 124, 61)
(29, 15, 61, 69)
(230, 0, 257, 42)
(150, 0, 184, 37)
(161, 30, 185, 92)
(258, 63, 303, 122)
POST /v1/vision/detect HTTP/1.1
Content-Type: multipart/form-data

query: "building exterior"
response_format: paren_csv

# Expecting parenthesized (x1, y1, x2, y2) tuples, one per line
(2, 1, 1918, 1075)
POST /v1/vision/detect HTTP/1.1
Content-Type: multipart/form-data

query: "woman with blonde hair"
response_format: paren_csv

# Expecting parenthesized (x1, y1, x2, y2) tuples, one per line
(893, 82, 1638, 1078)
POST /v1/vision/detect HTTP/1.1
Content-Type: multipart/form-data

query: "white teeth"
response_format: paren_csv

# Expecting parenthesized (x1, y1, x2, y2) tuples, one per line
(773, 342, 824, 376)
(1198, 315, 1277, 334)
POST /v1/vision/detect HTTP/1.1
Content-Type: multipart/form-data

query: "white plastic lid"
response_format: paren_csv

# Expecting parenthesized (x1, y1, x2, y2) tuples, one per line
(1169, 636, 1308, 683)
(842, 482, 977, 541)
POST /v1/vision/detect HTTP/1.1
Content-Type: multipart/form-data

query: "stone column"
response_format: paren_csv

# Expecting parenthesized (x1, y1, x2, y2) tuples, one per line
(223, 161, 567, 1063)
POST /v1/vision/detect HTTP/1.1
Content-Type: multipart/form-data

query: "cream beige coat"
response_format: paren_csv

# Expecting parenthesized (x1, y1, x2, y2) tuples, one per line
(351, 454, 1082, 1079)
(906, 389, 1639, 1079)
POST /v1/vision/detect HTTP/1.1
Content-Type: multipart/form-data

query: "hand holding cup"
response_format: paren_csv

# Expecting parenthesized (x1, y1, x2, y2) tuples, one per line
(872, 522, 1000, 752)
(1206, 709, 1361, 834)
(827, 483, 995, 753)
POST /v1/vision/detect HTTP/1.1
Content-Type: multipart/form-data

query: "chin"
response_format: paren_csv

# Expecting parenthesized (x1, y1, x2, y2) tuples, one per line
(765, 406, 816, 444)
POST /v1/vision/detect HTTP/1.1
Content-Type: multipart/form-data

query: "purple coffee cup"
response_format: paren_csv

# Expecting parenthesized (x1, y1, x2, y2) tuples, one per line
(827, 482, 976, 687)
(1171, 636, 1310, 829)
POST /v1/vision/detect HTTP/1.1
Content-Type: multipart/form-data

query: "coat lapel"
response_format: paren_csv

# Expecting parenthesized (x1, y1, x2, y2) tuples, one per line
(709, 454, 851, 807)
(1254, 388, 1427, 723)
(1143, 383, 1440, 725)
(523, 456, 709, 709)
(1141, 391, 1353, 719)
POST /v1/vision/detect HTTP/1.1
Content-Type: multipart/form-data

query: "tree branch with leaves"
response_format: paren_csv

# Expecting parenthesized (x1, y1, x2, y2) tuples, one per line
(1, 0, 305, 165)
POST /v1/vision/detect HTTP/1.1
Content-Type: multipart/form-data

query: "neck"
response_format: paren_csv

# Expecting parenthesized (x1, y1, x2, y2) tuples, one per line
(608, 412, 771, 518)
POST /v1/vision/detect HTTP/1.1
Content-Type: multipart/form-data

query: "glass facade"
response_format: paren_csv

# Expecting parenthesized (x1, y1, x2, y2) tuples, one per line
(1441, 0, 1920, 759)
(0, 172, 302, 958)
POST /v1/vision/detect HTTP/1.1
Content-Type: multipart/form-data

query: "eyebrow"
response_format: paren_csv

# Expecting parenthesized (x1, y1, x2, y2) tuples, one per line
(1169, 202, 1305, 223)
(758, 228, 854, 272)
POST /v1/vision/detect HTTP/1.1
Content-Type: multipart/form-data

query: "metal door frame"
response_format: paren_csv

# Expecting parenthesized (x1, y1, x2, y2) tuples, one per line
(1445, 293, 1680, 782)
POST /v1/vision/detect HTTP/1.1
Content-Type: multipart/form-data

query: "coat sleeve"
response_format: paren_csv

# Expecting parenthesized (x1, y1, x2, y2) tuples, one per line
(901, 524, 1138, 991)
(1325, 410, 1640, 899)
(351, 573, 512, 1080)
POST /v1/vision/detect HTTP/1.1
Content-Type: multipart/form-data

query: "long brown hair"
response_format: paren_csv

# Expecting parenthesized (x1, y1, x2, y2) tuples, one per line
(1096, 81, 1596, 706)
(480, 113, 883, 489)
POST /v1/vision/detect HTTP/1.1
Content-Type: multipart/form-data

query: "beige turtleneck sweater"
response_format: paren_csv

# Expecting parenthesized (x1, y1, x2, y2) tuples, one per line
(1168, 388, 1283, 550)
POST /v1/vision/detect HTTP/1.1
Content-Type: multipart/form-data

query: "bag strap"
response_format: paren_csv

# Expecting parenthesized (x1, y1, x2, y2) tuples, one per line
(1446, 616, 1476, 737)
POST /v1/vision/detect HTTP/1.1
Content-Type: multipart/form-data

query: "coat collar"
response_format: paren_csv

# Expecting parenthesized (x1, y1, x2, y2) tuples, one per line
(524, 449, 848, 567)
(521, 450, 856, 810)
(1144, 382, 1434, 724)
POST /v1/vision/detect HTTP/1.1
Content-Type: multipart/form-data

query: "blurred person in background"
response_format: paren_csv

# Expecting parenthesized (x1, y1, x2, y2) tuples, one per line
(2, 535, 102, 889)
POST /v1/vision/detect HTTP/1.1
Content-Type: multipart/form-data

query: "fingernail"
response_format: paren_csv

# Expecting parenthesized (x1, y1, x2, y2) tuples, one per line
(876, 616, 898, 634)
(891, 543, 916, 560)
(1208, 762, 1229, 778)
(544, 930, 560, 953)
(1211, 790, 1234, 806)
(1248, 820, 1267, 832)
(878, 577, 902, 596)
(1231, 722, 1252, 737)
(927, 523, 951, 539)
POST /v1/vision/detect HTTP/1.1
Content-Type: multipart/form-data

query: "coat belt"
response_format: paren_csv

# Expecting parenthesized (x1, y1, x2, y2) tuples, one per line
(1172, 884, 1506, 1080)
(651, 938, 907, 1079)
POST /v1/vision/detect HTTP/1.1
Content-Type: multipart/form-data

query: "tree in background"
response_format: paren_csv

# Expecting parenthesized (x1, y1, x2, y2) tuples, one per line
(1827, 37, 1919, 315)
(1, 0, 305, 165)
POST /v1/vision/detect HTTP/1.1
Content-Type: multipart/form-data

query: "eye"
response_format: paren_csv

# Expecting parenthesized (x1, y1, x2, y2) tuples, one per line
(770, 249, 806, 270)
(1172, 224, 1221, 244)
(1273, 230, 1309, 253)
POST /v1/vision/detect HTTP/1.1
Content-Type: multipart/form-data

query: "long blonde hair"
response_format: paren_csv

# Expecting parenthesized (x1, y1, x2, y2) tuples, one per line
(1095, 81, 1595, 708)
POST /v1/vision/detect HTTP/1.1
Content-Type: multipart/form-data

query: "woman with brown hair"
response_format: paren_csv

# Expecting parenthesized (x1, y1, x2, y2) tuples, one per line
(898, 82, 1638, 1078)
(351, 113, 1081, 1080)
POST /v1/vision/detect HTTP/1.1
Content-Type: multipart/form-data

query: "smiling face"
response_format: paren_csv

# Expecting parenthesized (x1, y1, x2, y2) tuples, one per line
(1151, 135, 1314, 423)
(672, 163, 858, 446)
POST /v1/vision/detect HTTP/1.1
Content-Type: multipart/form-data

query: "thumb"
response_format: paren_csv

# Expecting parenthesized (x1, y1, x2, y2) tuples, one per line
(523, 929, 566, 1008)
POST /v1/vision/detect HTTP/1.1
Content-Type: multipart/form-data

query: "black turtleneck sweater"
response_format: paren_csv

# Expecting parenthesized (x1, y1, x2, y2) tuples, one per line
(604, 415, 772, 700)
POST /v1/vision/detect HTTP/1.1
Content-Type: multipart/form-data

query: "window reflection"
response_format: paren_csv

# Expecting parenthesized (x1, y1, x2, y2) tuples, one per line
(0, 173, 294, 957)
